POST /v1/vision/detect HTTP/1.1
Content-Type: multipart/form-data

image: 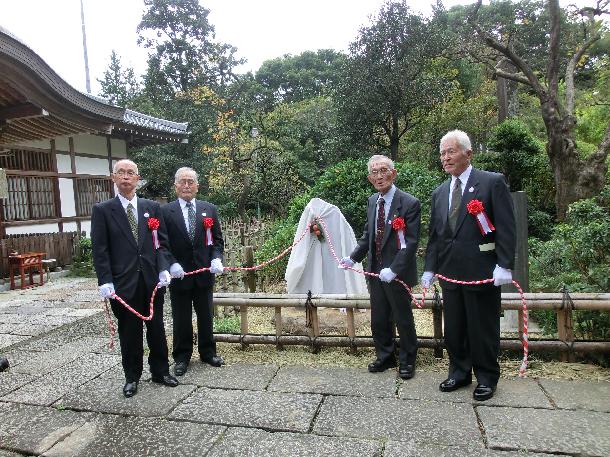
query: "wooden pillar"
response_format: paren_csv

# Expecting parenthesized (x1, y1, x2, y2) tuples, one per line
(240, 305, 249, 350)
(106, 136, 113, 175)
(346, 307, 357, 354)
(243, 246, 256, 292)
(275, 306, 283, 350)
(558, 287, 575, 362)
(50, 140, 63, 232)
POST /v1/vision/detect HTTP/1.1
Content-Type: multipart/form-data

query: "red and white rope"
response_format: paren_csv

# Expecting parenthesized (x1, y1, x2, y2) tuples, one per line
(104, 214, 528, 375)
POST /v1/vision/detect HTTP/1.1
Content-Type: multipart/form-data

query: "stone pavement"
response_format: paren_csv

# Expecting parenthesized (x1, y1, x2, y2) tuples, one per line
(0, 278, 609, 456)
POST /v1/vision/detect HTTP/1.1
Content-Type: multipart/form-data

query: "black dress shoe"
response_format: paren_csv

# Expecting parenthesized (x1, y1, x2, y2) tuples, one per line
(473, 384, 496, 401)
(439, 376, 472, 392)
(174, 361, 188, 376)
(151, 374, 179, 387)
(123, 381, 138, 398)
(367, 358, 397, 373)
(0, 356, 9, 372)
(201, 355, 224, 367)
(399, 364, 415, 380)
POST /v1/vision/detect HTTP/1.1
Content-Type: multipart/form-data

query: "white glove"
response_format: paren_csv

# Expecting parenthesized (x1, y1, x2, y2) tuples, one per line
(99, 283, 115, 298)
(170, 262, 185, 279)
(338, 256, 355, 269)
(421, 271, 436, 289)
(210, 258, 224, 275)
(158, 270, 171, 287)
(379, 268, 397, 283)
(493, 265, 513, 286)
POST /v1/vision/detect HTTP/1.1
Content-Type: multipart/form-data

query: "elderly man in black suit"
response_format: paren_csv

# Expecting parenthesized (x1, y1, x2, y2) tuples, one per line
(92, 159, 178, 398)
(339, 155, 421, 380)
(422, 130, 516, 401)
(161, 167, 225, 377)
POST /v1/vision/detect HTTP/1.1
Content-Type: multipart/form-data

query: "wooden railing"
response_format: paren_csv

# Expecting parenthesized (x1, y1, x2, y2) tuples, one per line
(211, 292, 610, 356)
(0, 231, 80, 279)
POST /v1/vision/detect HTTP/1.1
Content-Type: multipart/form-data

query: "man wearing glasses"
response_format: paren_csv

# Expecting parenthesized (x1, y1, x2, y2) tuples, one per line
(422, 130, 515, 401)
(339, 155, 421, 380)
(161, 167, 225, 377)
(91, 159, 178, 397)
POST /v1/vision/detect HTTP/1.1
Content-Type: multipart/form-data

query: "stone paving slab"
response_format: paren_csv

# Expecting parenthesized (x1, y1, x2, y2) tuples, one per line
(0, 334, 27, 350)
(478, 405, 610, 456)
(3, 353, 119, 406)
(314, 396, 481, 446)
(179, 362, 278, 390)
(384, 441, 550, 456)
(56, 376, 196, 417)
(0, 371, 36, 397)
(398, 372, 552, 408)
(12, 337, 107, 374)
(207, 426, 381, 457)
(3, 324, 59, 337)
(539, 378, 610, 412)
(170, 387, 322, 432)
(268, 365, 396, 398)
(42, 414, 225, 457)
(0, 402, 93, 455)
(0, 451, 23, 457)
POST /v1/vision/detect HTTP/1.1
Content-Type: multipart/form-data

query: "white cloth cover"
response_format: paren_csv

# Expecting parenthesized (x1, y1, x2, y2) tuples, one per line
(285, 198, 367, 295)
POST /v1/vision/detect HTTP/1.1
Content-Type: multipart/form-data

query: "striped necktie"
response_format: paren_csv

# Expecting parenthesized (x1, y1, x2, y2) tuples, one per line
(375, 197, 385, 266)
(126, 202, 138, 242)
(449, 178, 462, 232)
(186, 201, 196, 242)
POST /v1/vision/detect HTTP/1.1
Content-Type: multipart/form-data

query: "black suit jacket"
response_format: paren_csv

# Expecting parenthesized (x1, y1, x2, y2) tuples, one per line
(91, 196, 171, 299)
(161, 199, 224, 290)
(350, 187, 421, 287)
(424, 168, 516, 288)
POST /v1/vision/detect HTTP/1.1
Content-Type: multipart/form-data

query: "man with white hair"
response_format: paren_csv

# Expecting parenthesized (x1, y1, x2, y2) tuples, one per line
(161, 167, 225, 377)
(92, 159, 178, 398)
(422, 130, 516, 401)
(340, 155, 421, 380)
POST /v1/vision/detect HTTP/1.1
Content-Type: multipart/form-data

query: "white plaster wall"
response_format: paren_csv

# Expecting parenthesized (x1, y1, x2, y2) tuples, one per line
(75, 156, 110, 176)
(62, 221, 78, 233)
(59, 178, 76, 217)
(6, 223, 59, 235)
(56, 154, 72, 173)
(73, 134, 107, 156)
(110, 138, 127, 157)
(54, 136, 70, 152)
(14, 139, 51, 149)
(80, 220, 92, 236)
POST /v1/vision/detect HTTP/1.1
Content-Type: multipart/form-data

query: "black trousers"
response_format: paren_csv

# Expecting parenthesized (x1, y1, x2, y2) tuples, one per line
(110, 275, 170, 382)
(442, 284, 501, 386)
(170, 285, 216, 363)
(368, 278, 418, 366)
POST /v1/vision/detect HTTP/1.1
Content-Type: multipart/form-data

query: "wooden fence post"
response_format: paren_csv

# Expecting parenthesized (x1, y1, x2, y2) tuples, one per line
(275, 306, 283, 350)
(346, 307, 357, 354)
(558, 286, 575, 362)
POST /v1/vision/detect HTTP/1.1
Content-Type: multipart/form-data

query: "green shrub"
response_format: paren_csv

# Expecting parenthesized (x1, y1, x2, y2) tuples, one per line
(213, 315, 240, 333)
(69, 236, 95, 277)
(254, 219, 299, 284)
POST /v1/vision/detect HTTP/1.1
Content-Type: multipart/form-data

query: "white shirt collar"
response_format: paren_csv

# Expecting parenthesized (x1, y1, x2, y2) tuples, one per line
(378, 184, 396, 202)
(178, 197, 195, 209)
(117, 193, 137, 210)
(451, 165, 472, 189)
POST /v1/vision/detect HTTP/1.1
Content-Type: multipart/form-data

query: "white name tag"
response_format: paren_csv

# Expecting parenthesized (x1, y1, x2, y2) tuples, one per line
(479, 242, 495, 252)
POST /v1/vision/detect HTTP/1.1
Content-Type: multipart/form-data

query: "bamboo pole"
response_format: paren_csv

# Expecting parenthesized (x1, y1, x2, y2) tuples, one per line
(346, 308, 356, 354)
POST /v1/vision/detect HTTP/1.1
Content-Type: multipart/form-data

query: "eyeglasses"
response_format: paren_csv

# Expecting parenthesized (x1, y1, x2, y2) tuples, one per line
(369, 168, 392, 177)
(439, 148, 461, 158)
(114, 170, 138, 177)
(177, 179, 197, 186)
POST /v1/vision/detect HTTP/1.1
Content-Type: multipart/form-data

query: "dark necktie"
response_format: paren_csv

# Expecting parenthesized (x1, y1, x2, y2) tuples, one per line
(186, 201, 196, 242)
(375, 196, 385, 266)
(449, 178, 462, 232)
(126, 202, 138, 242)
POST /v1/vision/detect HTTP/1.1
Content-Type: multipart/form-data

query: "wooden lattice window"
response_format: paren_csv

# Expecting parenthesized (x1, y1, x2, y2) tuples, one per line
(0, 148, 54, 172)
(74, 177, 113, 216)
(3, 176, 57, 221)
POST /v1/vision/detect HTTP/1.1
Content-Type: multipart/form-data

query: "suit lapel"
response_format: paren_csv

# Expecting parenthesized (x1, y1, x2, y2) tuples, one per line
(194, 200, 205, 246)
(437, 180, 450, 232)
(137, 198, 148, 250)
(382, 191, 402, 249)
(367, 196, 376, 246)
(110, 196, 137, 248)
(454, 169, 480, 234)
(172, 200, 191, 244)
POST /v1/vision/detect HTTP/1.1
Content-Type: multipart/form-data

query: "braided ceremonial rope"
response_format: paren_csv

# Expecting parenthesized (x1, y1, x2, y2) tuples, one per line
(103, 215, 529, 375)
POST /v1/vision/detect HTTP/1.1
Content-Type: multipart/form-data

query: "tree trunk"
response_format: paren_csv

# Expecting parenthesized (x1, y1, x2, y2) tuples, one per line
(390, 113, 399, 161)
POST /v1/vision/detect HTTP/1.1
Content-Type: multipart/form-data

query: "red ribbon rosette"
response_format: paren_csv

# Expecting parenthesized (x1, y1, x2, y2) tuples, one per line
(466, 199, 495, 235)
(391, 217, 407, 249)
(147, 217, 160, 248)
(203, 217, 214, 246)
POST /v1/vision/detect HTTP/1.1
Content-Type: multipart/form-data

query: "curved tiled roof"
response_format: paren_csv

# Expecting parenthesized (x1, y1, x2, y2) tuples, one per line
(0, 27, 188, 147)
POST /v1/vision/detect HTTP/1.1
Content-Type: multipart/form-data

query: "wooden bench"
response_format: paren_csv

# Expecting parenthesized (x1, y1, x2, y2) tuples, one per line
(9, 252, 45, 290)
